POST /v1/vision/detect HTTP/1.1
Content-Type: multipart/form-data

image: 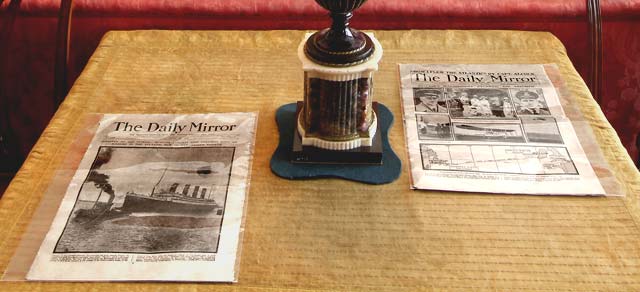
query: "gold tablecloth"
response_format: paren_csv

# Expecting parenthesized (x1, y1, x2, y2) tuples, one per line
(1, 30, 639, 291)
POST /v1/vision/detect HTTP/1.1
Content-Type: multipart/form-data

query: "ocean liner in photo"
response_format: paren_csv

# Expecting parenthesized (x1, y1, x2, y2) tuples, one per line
(118, 168, 223, 215)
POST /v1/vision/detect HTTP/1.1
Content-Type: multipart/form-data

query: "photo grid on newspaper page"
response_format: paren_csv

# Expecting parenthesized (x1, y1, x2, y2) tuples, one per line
(27, 113, 257, 281)
(399, 64, 605, 195)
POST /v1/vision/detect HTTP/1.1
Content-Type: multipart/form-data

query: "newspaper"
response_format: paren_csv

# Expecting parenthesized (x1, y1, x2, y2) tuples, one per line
(27, 113, 257, 281)
(399, 64, 605, 195)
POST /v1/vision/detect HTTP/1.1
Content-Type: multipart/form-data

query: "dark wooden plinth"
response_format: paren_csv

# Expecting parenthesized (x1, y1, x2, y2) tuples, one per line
(292, 101, 382, 165)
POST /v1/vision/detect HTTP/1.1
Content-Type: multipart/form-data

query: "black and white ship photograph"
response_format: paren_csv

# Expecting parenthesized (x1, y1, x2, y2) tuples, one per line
(453, 122, 526, 143)
(54, 146, 235, 254)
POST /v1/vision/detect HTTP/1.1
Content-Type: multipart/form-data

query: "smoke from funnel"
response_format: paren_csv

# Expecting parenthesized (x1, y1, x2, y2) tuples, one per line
(87, 147, 115, 204)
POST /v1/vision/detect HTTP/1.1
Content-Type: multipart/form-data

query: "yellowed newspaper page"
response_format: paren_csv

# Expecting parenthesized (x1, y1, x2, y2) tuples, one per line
(399, 64, 606, 195)
(27, 112, 257, 281)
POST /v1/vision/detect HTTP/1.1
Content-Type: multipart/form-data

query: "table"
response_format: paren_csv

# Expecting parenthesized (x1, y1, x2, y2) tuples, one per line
(1, 30, 639, 291)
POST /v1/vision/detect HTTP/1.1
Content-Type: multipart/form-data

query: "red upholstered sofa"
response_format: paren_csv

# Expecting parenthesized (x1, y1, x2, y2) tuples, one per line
(1, 0, 640, 169)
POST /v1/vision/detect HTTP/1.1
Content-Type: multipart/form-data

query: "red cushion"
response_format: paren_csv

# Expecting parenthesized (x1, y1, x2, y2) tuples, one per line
(12, 0, 638, 19)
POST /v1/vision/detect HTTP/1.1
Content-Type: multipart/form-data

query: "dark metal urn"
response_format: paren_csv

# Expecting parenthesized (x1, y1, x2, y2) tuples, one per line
(305, 0, 374, 66)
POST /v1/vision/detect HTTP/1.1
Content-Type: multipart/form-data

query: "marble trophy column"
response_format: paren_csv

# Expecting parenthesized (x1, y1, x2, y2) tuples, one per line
(296, 0, 383, 154)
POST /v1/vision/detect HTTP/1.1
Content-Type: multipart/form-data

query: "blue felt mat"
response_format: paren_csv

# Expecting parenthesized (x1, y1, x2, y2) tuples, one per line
(270, 103, 401, 185)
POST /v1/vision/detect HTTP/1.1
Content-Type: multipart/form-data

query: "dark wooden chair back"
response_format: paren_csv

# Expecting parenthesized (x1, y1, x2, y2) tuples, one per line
(587, 0, 602, 104)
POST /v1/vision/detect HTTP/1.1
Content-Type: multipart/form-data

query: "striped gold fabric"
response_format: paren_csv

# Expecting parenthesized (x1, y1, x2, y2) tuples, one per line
(1, 30, 639, 291)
